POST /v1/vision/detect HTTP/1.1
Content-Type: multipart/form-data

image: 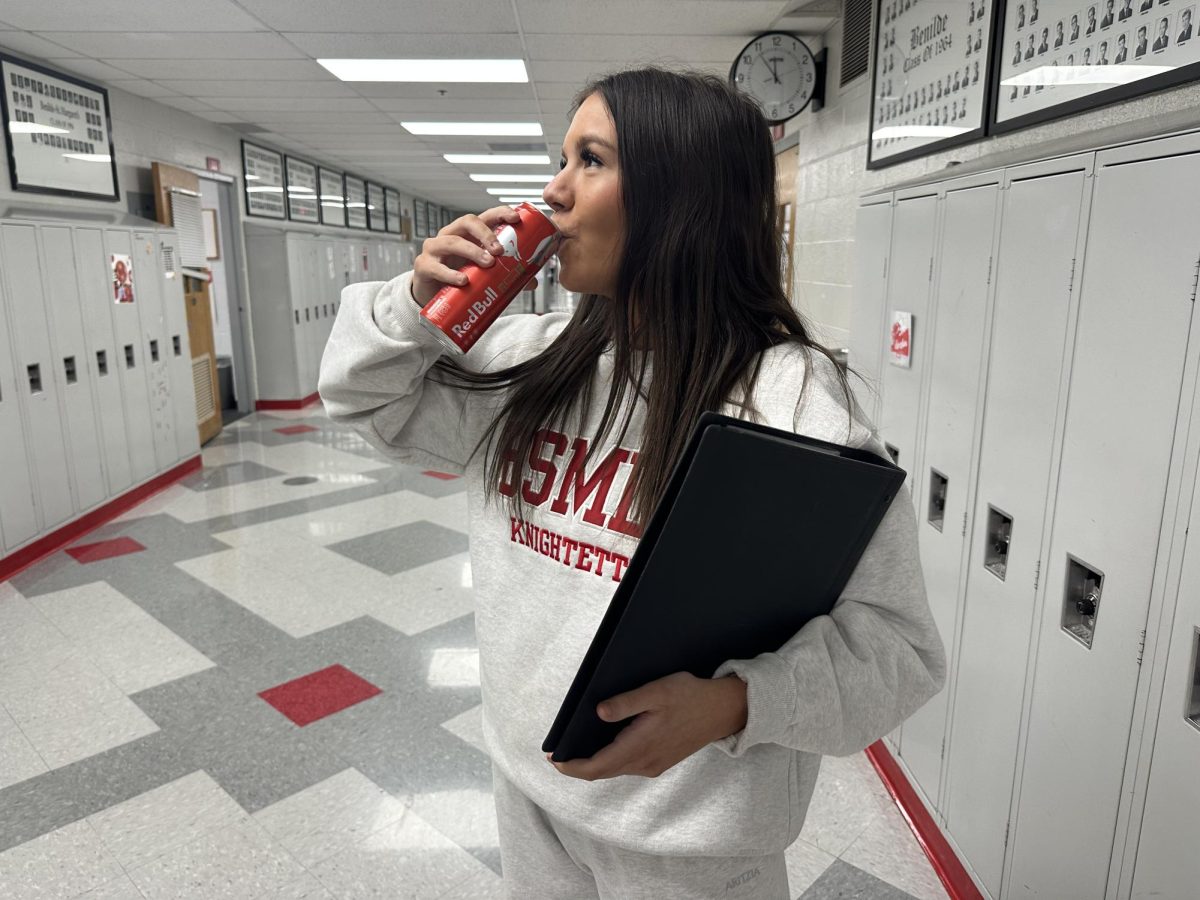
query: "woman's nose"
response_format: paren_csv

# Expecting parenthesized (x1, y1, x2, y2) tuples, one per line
(543, 169, 568, 212)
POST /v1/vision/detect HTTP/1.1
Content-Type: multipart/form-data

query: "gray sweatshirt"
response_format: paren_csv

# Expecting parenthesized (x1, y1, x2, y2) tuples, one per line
(317, 271, 946, 857)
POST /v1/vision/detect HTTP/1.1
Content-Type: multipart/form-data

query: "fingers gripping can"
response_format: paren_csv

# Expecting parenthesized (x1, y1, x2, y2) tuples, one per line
(419, 202, 559, 354)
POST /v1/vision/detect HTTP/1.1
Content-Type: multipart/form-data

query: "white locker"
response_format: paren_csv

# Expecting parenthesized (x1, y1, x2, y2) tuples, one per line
(848, 201, 892, 424)
(901, 180, 1000, 810)
(942, 161, 1091, 898)
(131, 232, 176, 470)
(38, 227, 106, 513)
(157, 235, 199, 462)
(105, 229, 157, 482)
(877, 192, 938, 478)
(245, 227, 298, 402)
(75, 228, 132, 495)
(0, 253, 38, 551)
(1130, 459, 1200, 899)
(0, 223, 74, 532)
(1006, 148, 1200, 900)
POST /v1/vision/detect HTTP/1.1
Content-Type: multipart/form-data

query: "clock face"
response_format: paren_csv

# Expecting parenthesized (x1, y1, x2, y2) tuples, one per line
(730, 32, 818, 124)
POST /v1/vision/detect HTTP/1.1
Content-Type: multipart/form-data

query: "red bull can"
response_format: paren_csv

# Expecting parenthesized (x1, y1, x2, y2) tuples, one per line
(419, 202, 559, 354)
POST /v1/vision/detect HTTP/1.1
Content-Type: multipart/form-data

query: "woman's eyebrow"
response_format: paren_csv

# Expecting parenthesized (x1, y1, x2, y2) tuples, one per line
(561, 135, 616, 155)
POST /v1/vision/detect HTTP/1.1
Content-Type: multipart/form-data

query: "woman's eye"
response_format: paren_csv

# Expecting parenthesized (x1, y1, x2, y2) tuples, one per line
(559, 157, 567, 170)
(582, 151, 601, 167)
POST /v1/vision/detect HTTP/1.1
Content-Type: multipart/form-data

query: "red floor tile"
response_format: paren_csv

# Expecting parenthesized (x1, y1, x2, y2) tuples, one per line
(274, 425, 319, 435)
(422, 470, 460, 480)
(259, 664, 382, 726)
(66, 537, 146, 564)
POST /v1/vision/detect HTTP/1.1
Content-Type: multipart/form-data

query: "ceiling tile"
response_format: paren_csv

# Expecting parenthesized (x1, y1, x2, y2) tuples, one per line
(43, 58, 141, 82)
(154, 96, 220, 113)
(0, 30, 82, 58)
(156, 80, 356, 98)
(38, 31, 306, 59)
(514, 0, 785, 35)
(235, 0, 517, 33)
(523, 32, 746, 62)
(366, 98, 543, 115)
(206, 97, 377, 112)
(2, 0, 265, 31)
(111, 58, 332, 80)
(281, 31, 524, 58)
(108, 79, 183, 99)
(352, 83, 535, 100)
(529, 58, 729, 83)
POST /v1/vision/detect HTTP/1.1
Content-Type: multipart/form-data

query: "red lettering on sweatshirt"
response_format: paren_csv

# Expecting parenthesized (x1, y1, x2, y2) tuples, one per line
(509, 517, 629, 582)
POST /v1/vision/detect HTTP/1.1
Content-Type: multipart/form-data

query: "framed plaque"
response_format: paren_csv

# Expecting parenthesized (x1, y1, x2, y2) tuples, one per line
(0, 53, 118, 199)
(242, 140, 285, 219)
(367, 182, 386, 232)
(868, 1, 998, 169)
(384, 188, 401, 234)
(318, 167, 345, 227)
(992, 0, 1200, 134)
(285, 156, 319, 223)
(414, 199, 427, 239)
(344, 174, 367, 229)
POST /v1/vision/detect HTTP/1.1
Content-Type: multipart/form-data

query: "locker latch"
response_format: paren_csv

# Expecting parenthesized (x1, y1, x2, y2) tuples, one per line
(1062, 556, 1103, 649)
(985, 506, 1014, 581)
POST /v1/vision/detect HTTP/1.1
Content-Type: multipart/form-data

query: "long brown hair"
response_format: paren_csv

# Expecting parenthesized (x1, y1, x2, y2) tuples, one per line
(430, 67, 856, 528)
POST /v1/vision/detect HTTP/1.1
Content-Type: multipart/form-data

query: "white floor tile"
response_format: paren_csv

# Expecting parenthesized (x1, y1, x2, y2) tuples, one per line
(255, 872, 336, 899)
(0, 703, 48, 790)
(166, 472, 374, 524)
(74, 873, 147, 899)
(798, 754, 889, 858)
(408, 786, 500, 859)
(370, 554, 475, 636)
(439, 704, 488, 758)
(0, 820, 124, 899)
(840, 802, 950, 900)
(783, 838, 837, 896)
(127, 815, 306, 900)
(0, 591, 73, 685)
(253, 768, 411, 869)
(110, 483, 193, 524)
(87, 770, 247, 871)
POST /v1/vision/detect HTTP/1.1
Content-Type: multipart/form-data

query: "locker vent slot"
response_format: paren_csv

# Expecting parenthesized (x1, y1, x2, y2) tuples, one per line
(305, 307, 310, 322)
(928, 469, 947, 532)
(985, 506, 1013, 581)
(27, 363, 42, 393)
(150, 340, 159, 363)
(294, 310, 299, 325)
(125, 344, 136, 369)
(173, 335, 182, 357)
(840, 0, 872, 86)
(97, 350, 108, 376)
(161, 244, 177, 276)
(1187, 628, 1200, 733)
(192, 353, 216, 423)
(884, 442, 900, 465)
(64, 356, 77, 385)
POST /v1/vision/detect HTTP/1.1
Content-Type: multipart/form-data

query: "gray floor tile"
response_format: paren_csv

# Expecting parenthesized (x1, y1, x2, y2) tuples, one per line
(800, 860, 921, 900)
(328, 520, 469, 575)
(181, 460, 286, 492)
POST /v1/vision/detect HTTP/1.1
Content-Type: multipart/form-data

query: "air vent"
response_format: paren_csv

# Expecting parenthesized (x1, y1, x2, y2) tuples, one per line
(161, 244, 177, 276)
(841, 0, 872, 86)
(487, 142, 546, 152)
(192, 353, 216, 423)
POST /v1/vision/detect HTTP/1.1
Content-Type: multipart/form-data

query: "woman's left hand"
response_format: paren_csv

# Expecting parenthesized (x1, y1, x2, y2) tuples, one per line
(549, 672, 748, 781)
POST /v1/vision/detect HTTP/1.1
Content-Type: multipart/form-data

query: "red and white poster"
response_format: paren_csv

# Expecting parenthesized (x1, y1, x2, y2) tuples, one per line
(890, 311, 912, 367)
(111, 253, 134, 304)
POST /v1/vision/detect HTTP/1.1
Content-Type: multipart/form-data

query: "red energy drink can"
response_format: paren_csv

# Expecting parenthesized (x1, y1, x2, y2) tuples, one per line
(419, 202, 559, 354)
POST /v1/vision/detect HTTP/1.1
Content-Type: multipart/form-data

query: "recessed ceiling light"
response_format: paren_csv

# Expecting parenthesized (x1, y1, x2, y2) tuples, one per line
(486, 187, 544, 195)
(445, 154, 551, 165)
(318, 59, 528, 83)
(402, 122, 543, 136)
(499, 197, 549, 204)
(469, 174, 552, 183)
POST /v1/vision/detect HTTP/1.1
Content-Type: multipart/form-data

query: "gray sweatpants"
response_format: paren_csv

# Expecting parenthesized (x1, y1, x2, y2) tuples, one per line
(492, 764, 789, 900)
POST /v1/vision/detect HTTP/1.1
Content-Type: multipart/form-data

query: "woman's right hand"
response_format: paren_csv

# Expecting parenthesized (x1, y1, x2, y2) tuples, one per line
(411, 205, 522, 306)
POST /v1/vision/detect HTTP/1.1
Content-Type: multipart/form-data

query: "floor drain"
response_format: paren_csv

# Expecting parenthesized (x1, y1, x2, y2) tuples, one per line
(282, 476, 318, 485)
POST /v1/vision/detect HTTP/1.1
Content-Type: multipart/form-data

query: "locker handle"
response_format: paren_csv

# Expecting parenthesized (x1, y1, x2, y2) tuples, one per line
(149, 340, 159, 363)
(27, 363, 42, 393)
(64, 356, 77, 385)
(97, 350, 108, 376)
(294, 310, 299, 325)
(125, 344, 136, 369)
(173, 335, 182, 357)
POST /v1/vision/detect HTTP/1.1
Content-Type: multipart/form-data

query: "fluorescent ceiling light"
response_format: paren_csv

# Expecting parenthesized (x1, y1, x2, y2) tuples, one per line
(62, 153, 112, 163)
(470, 174, 552, 183)
(498, 196, 547, 203)
(402, 121, 543, 136)
(445, 153, 550, 165)
(287, 185, 316, 193)
(1002, 64, 1171, 87)
(318, 58, 528, 83)
(871, 125, 969, 139)
(486, 187, 544, 195)
(247, 185, 285, 193)
(10, 122, 69, 134)
(320, 194, 344, 201)
(245, 174, 261, 180)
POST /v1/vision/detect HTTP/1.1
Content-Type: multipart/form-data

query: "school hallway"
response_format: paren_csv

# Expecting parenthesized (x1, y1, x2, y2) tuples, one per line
(0, 406, 949, 900)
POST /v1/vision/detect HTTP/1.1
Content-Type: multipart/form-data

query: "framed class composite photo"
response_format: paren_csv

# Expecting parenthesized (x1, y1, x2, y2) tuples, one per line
(869, 0, 1000, 169)
(344, 174, 367, 229)
(992, 0, 1200, 134)
(242, 140, 285, 219)
(384, 188, 402, 235)
(366, 181, 386, 232)
(284, 155, 319, 223)
(318, 166, 345, 227)
(0, 53, 119, 200)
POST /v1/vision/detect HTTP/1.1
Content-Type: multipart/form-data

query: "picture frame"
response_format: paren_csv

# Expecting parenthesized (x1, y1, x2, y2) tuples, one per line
(868, 0, 1000, 169)
(344, 174, 368, 229)
(366, 182, 386, 232)
(318, 167, 345, 227)
(991, 0, 1200, 134)
(241, 140, 286, 220)
(0, 52, 119, 200)
(284, 155, 319, 223)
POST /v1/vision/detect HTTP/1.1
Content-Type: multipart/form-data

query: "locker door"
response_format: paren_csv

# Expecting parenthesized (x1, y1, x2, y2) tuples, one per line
(849, 200, 892, 424)
(106, 230, 156, 482)
(0, 249, 38, 550)
(158, 236, 199, 461)
(301, 240, 320, 395)
(943, 165, 1089, 898)
(39, 227, 106, 513)
(1006, 150, 1200, 900)
(286, 236, 308, 400)
(900, 182, 1000, 809)
(0, 223, 74, 531)
(132, 232, 176, 470)
(1130, 466, 1200, 899)
(877, 193, 937, 480)
(75, 228, 131, 495)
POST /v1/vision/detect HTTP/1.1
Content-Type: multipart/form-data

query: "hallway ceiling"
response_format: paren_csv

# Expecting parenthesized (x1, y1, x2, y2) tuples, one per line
(0, 0, 837, 211)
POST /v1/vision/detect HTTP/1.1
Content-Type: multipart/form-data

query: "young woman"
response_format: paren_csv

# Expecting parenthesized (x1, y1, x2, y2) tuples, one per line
(319, 67, 945, 899)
